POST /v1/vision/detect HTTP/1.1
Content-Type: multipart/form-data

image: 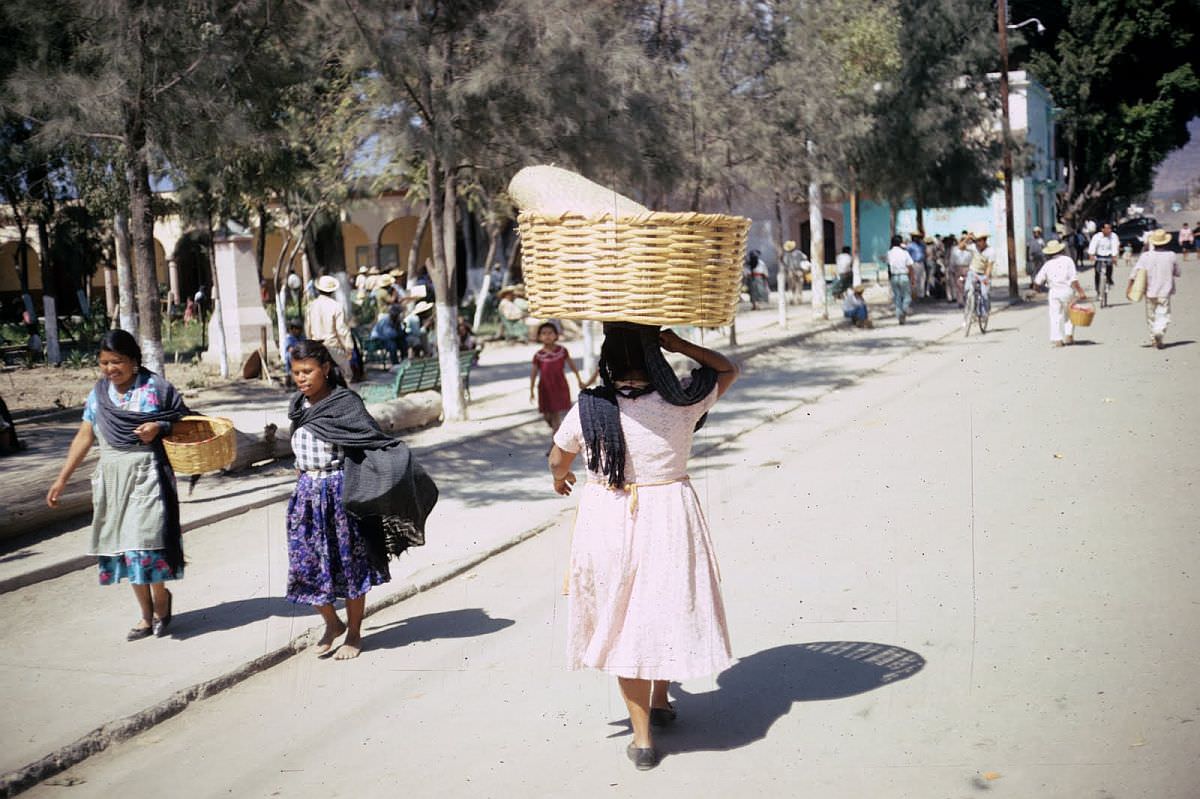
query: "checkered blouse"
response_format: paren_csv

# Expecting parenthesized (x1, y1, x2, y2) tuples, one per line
(291, 401, 342, 475)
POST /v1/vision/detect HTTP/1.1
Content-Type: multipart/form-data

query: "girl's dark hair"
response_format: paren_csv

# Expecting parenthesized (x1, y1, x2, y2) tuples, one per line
(288, 339, 348, 388)
(891, 234, 903, 247)
(99, 329, 141, 366)
(579, 324, 717, 488)
(537, 321, 558, 337)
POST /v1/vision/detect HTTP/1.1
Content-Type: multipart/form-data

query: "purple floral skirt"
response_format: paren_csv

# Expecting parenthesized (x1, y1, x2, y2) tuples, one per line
(286, 471, 389, 606)
(98, 550, 183, 585)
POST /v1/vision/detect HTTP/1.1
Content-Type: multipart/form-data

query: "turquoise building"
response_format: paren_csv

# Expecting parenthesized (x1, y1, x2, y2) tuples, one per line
(847, 71, 1059, 273)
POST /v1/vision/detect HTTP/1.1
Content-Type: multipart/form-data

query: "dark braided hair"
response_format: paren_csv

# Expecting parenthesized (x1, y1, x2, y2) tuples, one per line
(579, 324, 718, 488)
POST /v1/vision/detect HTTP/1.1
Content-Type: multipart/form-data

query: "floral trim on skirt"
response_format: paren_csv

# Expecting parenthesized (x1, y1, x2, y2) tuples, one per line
(286, 471, 389, 606)
(98, 550, 183, 585)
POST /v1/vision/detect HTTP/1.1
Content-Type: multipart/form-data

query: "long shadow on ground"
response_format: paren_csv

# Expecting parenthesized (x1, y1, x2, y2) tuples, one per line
(610, 641, 925, 756)
(363, 607, 515, 650)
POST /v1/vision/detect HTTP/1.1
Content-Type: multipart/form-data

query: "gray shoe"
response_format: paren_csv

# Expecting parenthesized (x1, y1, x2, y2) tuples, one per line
(626, 743, 659, 771)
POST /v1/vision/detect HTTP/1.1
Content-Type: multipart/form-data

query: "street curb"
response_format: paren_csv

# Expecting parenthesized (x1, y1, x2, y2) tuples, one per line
(0, 513, 565, 798)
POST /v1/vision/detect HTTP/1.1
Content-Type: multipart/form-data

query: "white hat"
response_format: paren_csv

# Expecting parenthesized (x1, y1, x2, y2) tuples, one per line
(1043, 239, 1066, 256)
(410, 300, 434, 315)
(973, 230, 991, 240)
(315, 275, 339, 294)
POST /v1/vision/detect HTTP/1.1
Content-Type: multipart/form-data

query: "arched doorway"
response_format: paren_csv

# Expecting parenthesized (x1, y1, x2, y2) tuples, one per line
(379, 216, 432, 277)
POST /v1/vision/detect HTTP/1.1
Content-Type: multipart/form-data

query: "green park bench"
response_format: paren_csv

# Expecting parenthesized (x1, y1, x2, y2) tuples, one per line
(357, 348, 480, 404)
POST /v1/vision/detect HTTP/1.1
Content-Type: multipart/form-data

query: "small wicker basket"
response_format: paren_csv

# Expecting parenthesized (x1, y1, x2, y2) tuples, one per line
(163, 416, 237, 474)
(1067, 302, 1095, 327)
(517, 211, 750, 328)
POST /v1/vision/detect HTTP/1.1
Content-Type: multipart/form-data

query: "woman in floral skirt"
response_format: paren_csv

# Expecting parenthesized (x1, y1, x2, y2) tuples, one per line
(47, 330, 188, 640)
(285, 340, 396, 660)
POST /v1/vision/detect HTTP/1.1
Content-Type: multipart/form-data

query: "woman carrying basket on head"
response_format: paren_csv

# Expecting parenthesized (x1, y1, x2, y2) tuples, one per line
(46, 330, 189, 640)
(548, 324, 739, 772)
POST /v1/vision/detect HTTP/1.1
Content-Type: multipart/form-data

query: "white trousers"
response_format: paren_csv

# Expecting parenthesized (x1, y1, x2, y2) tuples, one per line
(1145, 296, 1171, 337)
(1048, 289, 1075, 342)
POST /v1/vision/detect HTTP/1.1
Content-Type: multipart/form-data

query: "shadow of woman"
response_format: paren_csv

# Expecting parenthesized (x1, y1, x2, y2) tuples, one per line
(167, 596, 301, 640)
(363, 608, 515, 650)
(656, 641, 925, 755)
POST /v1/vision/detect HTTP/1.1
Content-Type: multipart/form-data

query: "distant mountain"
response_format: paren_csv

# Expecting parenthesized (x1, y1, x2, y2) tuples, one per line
(1152, 117, 1200, 197)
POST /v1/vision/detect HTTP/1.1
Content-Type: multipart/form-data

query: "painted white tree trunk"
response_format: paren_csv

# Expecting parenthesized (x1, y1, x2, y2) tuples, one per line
(777, 267, 787, 328)
(472, 270, 492, 333)
(582, 320, 598, 378)
(809, 179, 827, 319)
(435, 302, 465, 420)
(113, 212, 137, 333)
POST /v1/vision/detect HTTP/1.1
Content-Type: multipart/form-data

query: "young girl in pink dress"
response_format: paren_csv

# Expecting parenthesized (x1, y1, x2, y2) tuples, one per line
(529, 322, 583, 432)
(548, 324, 739, 771)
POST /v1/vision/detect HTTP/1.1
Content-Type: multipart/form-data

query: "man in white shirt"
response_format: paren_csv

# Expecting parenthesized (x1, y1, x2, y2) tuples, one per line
(1087, 222, 1120, 293)
(886, 235, 915, 324)
(1127, 228, 1182, 349)
(304, 275, 354, 379)
(1033, 239, 1087, 346)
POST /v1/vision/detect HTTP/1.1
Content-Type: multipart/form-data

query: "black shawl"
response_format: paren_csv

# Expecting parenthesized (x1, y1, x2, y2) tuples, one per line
(579, 324, 718, 488)
(288, 387, 438, 537)
(92, 369, 189, 571)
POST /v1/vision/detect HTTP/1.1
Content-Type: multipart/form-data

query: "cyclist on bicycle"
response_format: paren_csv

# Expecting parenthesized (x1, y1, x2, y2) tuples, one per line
(964, 230, 994, 319)
(1087, 222, 1120, 293)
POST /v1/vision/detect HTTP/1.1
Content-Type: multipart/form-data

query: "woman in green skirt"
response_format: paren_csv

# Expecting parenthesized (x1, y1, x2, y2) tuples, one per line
(47, 330, 188, 640)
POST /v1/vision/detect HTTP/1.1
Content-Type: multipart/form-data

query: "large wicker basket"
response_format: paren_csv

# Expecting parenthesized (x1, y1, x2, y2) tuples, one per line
(517, 211, 750, 327)
(163, 416, 237, 474)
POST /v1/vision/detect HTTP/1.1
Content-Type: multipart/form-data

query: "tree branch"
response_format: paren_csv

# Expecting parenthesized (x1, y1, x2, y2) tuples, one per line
(151, 53, 209, 99)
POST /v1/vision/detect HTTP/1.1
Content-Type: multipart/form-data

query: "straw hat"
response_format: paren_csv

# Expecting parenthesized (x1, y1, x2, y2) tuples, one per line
(315, 275, 339, 294)
(1043, 239, 1066, 256)
(783, 240, 797, 252)
(1148, 228, 1172, 247)
(388, 268, 403, 277)
(411, 300, 434, 315)
(377, 274, 395, 288)
(924, 236, 934, 244)
(367, 266, 380, 275)
(973, 230, 990, 240)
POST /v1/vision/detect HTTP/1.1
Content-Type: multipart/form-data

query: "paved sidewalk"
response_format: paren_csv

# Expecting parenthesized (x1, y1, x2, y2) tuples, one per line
(0, 289, 1009, 795)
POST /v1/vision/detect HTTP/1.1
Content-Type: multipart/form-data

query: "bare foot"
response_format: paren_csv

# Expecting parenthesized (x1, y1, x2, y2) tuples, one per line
(314, 619, 346, 656)
(334, 633, 363, 660)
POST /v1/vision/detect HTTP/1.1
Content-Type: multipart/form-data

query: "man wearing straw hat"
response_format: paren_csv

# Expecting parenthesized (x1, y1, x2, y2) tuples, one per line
(1127, 229, 1181, 349)
(305, 275, 354, 379)
(966, 230, 995, 319)
(1033, 239, 1087, 347)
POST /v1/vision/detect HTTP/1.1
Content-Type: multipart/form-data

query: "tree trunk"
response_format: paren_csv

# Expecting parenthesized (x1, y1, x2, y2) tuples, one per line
(406, 203, 431, 281)
(915, 198, 925, 236)
(774, 189, 787, 328)
(205, 214, 230, 379)
(808, 179, 826, 319)
(113, 211, 138, 333)
(32, 215, 61, 364)
(256, 203, 269, 281)
(471, 223, 499, 333)
(428, 159, 464, 421)
(126, 143, 164, 375)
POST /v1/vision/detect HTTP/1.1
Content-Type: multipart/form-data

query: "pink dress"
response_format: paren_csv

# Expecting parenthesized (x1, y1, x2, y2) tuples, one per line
(534, 346, 572, 414)
(552, 385, 732, 680)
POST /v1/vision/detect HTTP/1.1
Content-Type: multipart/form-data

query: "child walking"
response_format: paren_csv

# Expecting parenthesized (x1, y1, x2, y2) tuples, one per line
(530, 322, 584, 433)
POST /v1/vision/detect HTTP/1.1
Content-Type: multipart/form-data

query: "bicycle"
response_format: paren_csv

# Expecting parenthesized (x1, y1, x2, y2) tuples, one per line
(1094, 255, 1113, 308)
(961, 273, 989, 336)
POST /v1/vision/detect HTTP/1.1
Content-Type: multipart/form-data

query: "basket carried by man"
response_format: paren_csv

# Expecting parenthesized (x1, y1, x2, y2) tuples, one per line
(163, 415, 237, 474)
(1067, 302, 1095, 327)
(509, 166, 749, 328)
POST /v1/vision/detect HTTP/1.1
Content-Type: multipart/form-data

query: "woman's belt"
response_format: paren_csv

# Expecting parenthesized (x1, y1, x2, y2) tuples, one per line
(606, 475, 690, 515)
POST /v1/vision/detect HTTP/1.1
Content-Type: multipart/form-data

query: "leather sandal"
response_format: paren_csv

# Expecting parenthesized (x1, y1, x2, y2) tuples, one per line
(127, 625, 153, 641)
(153, 590, 173, 637)
(626, 742, 659, 771)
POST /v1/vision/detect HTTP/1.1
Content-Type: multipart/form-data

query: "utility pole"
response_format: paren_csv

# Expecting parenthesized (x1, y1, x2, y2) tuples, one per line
(997, 0, 1021, 300)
